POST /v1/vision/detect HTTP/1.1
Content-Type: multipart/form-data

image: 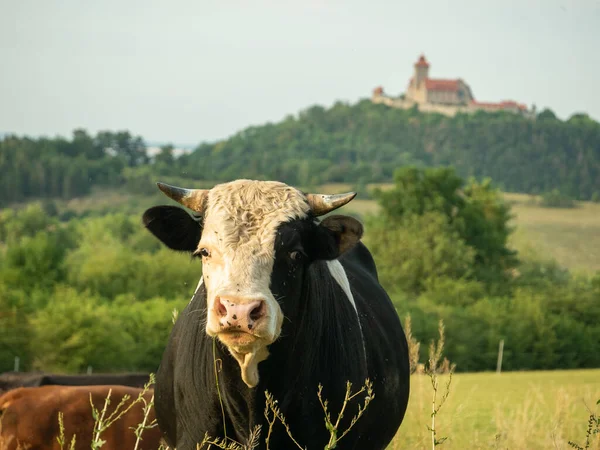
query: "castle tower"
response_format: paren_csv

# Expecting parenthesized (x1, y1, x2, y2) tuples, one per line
(414, 54, 430, 87)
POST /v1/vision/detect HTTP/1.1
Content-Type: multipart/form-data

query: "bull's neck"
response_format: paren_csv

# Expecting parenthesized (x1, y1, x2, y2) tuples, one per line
(210, 339, 263, 436)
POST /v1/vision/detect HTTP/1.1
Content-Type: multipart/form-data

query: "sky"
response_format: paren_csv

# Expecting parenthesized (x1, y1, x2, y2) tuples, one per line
(1, 0, 599, 145)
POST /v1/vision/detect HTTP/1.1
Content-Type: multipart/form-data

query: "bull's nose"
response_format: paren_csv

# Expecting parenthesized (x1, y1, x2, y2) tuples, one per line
(216, 297, 266, 331)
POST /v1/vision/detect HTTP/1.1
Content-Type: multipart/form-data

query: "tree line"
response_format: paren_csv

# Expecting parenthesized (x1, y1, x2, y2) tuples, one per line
(0, 130, 147, 206)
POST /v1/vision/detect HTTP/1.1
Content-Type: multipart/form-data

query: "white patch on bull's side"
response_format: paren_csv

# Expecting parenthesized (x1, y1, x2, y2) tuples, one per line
(189, 277, 203, 304)
(326, 260, 358, 314)
(197, 180, 311, 387)
(326, 260, 366, 357)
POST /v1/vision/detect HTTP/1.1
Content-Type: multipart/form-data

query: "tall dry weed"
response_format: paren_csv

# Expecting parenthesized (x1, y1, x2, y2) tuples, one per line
(403, 314, 421, 375)
(425, 320, 455, 449)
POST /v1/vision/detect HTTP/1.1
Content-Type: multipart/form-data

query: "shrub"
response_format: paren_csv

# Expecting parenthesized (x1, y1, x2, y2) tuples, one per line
(540, 189, 577, 208)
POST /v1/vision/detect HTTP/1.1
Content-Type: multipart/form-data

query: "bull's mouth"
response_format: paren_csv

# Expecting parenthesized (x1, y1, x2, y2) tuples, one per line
(217, 330, 259, 348)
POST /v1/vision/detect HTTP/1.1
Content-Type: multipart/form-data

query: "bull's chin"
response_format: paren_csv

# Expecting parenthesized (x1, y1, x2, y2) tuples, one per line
(208, 329, 274, 388)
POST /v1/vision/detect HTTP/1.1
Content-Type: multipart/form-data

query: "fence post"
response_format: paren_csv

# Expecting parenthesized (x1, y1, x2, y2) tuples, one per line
(87, 365, 93, 375)
(14, 356, 20, 372)
(496, 339, 504, 373)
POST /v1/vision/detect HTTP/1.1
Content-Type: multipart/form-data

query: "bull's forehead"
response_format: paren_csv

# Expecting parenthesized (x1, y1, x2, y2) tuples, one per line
(200, 180, 310, 255)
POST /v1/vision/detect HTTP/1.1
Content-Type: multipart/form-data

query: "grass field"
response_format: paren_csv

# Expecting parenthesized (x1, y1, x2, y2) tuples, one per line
(388, 369, 600, 450)
(505, 193, 600, 273)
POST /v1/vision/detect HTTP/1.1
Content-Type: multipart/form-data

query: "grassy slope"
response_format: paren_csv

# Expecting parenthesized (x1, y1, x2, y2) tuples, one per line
(389, 369, 600, 450)
(505, 193, 600, 273)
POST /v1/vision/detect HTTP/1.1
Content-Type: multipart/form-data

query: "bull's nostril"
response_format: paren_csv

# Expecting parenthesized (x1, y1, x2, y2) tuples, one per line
(249, 302, 265, 321)
(216, 297, 227, 317)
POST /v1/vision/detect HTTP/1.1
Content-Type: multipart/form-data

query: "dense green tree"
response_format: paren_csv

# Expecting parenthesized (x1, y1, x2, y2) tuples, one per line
(30, 287, 136, 372)
(154, 144, 175, 166)
(537, 108, 558, 121)
(364, 212, 475, 294)
(372, 167, 516, 286)
(0, 284, 32, 372)
(0, 203, 57, 244)
(0, 231, 70, 293)
(95, 131, 148, 167)
(112, 295, 187, 371)
(540, 189, 576, 208)
(63, 213, 200, 300)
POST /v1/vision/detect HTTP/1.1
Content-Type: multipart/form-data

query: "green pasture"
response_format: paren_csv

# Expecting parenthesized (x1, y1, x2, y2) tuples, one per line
(389, 369, 600, 449)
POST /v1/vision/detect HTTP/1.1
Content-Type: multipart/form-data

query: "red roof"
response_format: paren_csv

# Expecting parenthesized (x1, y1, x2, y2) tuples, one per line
(425, 79, 459, 92)
(471, 100, 527, 111)
(415, 54, 430, 68)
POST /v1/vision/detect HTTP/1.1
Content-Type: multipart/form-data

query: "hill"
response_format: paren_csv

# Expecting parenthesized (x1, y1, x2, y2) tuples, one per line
(180, 101, 600, 199)
(1, 101, 599, 208)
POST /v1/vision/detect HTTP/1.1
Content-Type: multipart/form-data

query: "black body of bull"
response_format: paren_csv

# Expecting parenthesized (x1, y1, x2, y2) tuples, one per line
(154, 217, 410, 450)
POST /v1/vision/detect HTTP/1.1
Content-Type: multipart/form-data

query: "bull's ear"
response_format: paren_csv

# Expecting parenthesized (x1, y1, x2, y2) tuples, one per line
(142, 206, 202, 252)
(312, 215, 363, 260)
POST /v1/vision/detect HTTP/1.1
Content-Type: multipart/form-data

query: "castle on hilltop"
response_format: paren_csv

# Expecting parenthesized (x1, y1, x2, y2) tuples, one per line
(372, 55, 534, 117)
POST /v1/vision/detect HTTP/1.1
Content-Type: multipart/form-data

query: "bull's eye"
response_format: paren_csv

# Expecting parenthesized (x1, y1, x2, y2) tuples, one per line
(289, 251, 303, 262)
(198, 248, 211, 258)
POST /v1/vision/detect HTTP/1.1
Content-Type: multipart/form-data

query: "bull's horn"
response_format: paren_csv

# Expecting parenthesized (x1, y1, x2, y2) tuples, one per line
(306, 192, 357, 216)
(157, 182, 209, 213)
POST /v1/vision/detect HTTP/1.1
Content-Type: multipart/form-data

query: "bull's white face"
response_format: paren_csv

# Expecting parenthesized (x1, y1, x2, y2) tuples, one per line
(144, 179, 361, 388)
(194, 180, 311, 387)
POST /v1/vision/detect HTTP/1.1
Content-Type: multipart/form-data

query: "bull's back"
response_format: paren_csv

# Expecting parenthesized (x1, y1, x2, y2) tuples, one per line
(0, 385, 162, 450)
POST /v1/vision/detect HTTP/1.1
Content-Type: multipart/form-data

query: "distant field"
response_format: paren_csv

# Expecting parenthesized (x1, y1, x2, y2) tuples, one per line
(389, 369, 600, 450)
(505, 193, 600, 273)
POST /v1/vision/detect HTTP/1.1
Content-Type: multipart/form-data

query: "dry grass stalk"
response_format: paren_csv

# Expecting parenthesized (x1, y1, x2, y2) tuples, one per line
(263, 379, 374, 450)
(88, 374, 155, 449)
(426, 320, 455, 449)
(494, 392, 544, 449)
(317, 379, 375, 449)
(132, 392, 159, 450)
(568, 399, 600, 450)
(404, 314, 421, 375)
(264, 393, 305, 450)
(196, 426, 261, 450)
(57, 412, 77, 450)
(196, 379, 375, 450)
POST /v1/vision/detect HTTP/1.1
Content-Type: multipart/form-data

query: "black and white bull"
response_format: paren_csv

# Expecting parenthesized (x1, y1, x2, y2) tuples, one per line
(143, 179, 410, 450)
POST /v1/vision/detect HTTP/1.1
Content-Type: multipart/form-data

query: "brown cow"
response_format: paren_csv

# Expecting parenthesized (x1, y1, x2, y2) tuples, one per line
(0, 385, 163, 450)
